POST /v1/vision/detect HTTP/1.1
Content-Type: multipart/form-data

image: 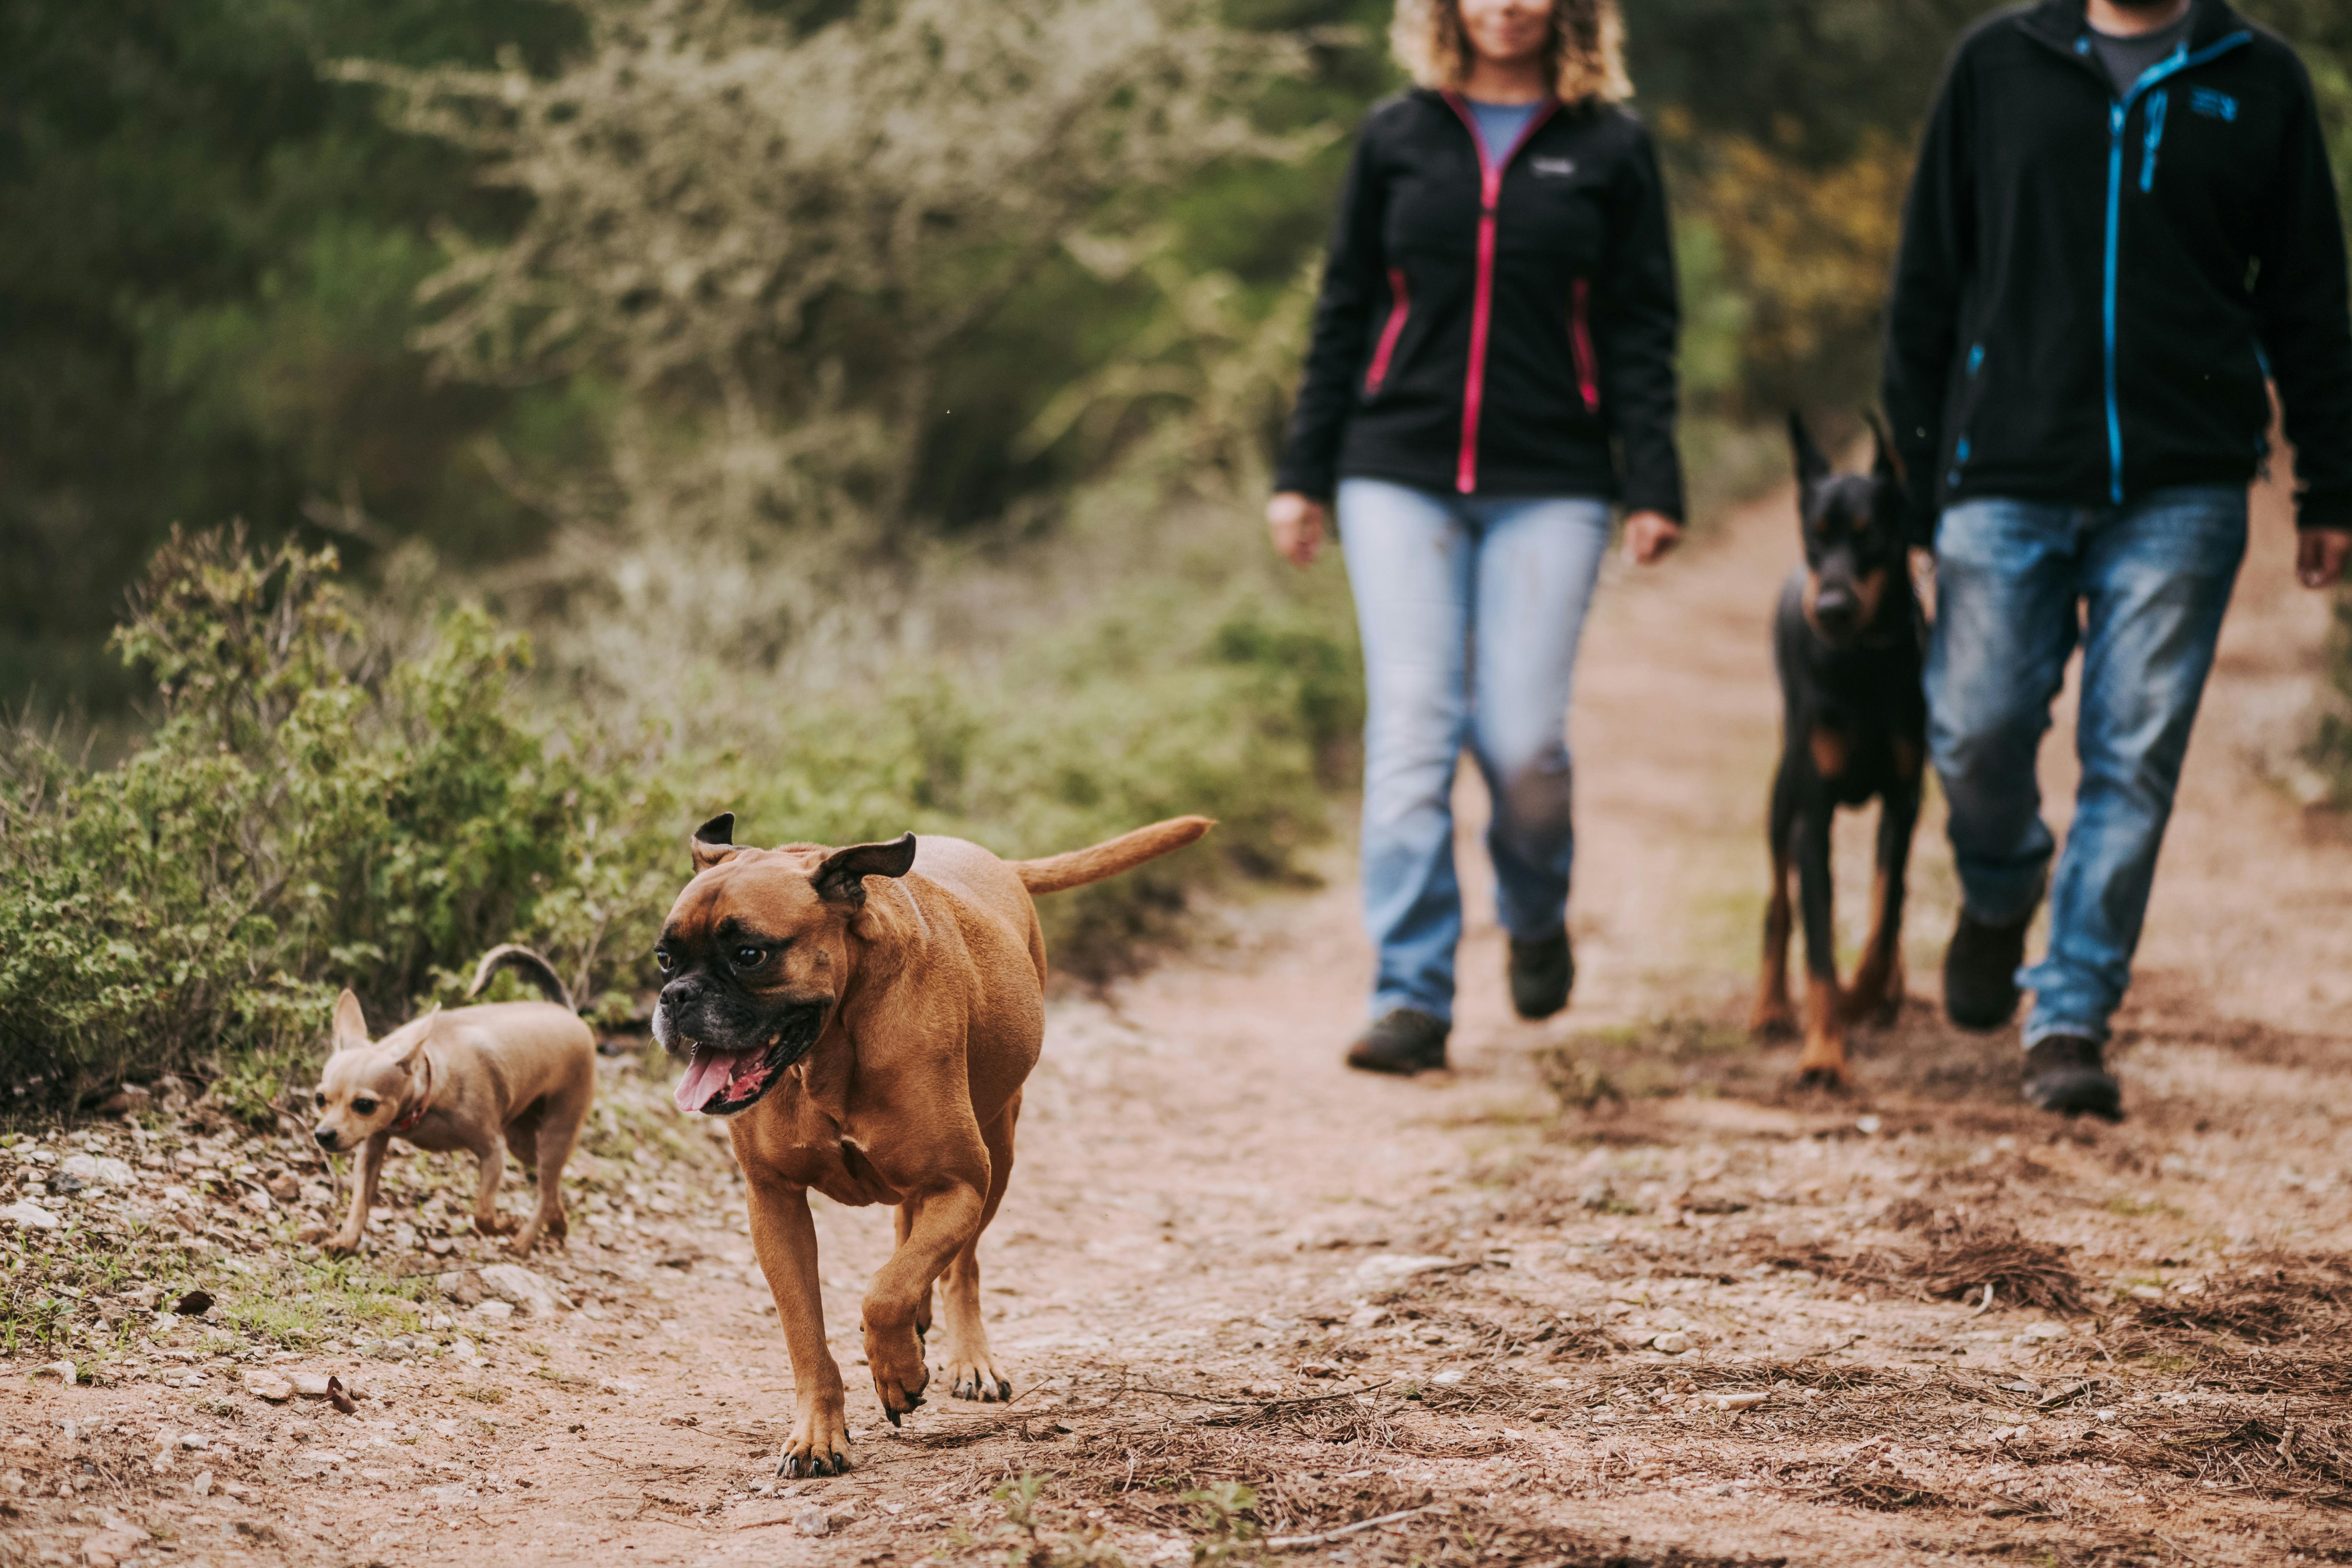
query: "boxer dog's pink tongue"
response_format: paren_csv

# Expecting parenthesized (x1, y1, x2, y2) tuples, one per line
(674, 1047, 759, 1114)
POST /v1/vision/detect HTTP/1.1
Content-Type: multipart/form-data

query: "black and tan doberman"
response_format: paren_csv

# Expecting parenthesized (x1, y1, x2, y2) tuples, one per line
(1751, 413, 1927, 1089)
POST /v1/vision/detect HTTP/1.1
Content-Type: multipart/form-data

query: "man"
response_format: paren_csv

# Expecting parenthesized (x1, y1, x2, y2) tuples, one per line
(1884, 0, 2352, 1119)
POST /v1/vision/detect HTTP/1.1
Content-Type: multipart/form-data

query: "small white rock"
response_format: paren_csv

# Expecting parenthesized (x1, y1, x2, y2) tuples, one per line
(1707, 1392, 1769, 1412)
(795, 1506, 830, 1537)
(1, 1201, 60, 1231)
(476, 1263, 564, 1316)
(241, 1369, 295, 1402)
(473, 1300, 515, 1323)
(1429, 1370, 1465, 1386)
(191, 1468, 215, 1497)
(1653, 1331, 1693, 1355)
(2128, 1284, 2165, 1302)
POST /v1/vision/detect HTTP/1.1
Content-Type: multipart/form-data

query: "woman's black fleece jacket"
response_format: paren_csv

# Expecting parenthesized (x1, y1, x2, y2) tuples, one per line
(1884, 0, 2352, 534)
(1274, 89, 1685, 519)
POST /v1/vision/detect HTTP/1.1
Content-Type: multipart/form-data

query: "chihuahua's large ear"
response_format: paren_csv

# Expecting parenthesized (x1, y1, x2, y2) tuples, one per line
(813, 833, 919, 907)
(1864, 407, 1907, 486)
(388, 1006, 440, 1065)
(1789, 410, 1831, 488)
(332, 989, 371, 1051)
(691, 812, 740, 873)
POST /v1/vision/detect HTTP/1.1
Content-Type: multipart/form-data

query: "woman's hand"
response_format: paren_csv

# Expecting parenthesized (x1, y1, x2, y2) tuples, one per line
(1624, 509, 1683, 566)
(2298, 527, 2350, 589)
(1267, 492, 1328, 568)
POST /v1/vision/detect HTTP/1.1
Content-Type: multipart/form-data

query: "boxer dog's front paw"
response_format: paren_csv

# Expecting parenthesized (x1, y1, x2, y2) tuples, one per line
(863, 1322, 929, 1427)
(777, 1397, 851, 1478)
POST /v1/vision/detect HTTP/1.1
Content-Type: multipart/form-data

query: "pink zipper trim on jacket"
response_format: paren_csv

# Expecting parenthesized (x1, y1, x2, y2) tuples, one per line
(1366, 267, 1411, 395)
(1442, 92, 1562, 494)
(1570, 277, 1599, 414)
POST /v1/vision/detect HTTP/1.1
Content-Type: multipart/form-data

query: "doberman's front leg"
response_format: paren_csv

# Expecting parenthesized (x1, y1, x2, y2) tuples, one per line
(1845, 778, 1922, 1027)
(1751, 760, 1799, 1038)
(745, 1173, 850, 1477)
(1791, 805, 1849, 1090)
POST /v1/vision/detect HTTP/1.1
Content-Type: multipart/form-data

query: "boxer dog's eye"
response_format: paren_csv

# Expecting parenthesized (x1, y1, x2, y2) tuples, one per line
(351, 1097, 378, 1115)
(732, 946, 766, 969)
(654, 947, 675, 974)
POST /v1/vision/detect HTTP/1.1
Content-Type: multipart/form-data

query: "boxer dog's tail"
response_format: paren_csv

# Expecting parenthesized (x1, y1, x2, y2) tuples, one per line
(1012, 816, 1215, 895)
(468, 944, 576, 1013)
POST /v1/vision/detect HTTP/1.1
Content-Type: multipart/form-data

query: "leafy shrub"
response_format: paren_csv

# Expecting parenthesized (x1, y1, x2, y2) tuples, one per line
(0, 529, 679, 1114)
(1, 512, 1361, 1114)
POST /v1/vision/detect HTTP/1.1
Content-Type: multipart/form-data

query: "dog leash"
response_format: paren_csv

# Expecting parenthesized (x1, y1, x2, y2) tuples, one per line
(389, 1053, 436, 1136)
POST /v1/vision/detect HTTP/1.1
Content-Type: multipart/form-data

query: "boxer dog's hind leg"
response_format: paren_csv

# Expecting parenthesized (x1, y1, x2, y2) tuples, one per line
(938, 1090, 1019, 1401)
(747, 1172, 851, 1477)
(862, 1175, 986, 1425)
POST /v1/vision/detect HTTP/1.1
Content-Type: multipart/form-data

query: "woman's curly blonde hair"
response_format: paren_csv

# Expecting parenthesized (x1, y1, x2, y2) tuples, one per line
(1389, 0, 1632, 106)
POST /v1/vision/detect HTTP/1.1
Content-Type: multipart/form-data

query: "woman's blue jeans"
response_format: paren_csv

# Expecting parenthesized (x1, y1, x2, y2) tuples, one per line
(1336, 479, 1613, 1024)
(1927, 487, 2247, 1048)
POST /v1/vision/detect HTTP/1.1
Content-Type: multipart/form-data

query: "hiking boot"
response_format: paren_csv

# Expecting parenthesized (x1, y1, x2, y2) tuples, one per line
(1507, 928, 1574, 1021)
(1345, 1008, 1450, 1076)
(2022, 1034, 2123, 1122)
(1943, 907, 2033, 1031)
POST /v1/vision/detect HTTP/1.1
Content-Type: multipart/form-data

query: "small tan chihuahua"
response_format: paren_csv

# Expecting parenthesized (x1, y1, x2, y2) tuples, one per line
(311, 945, 596, 1256)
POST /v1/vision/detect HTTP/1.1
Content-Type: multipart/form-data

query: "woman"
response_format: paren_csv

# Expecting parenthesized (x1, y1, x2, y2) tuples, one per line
(1269, 0, 1685, 1075)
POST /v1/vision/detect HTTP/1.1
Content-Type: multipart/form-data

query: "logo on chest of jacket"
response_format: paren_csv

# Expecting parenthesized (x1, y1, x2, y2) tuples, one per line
(2189, 87, 2239, 122)
(1530, 157, 1578, 179)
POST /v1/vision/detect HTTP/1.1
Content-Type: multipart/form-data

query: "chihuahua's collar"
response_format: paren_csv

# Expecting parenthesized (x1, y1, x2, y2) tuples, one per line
(389, 1053, 436, 1136)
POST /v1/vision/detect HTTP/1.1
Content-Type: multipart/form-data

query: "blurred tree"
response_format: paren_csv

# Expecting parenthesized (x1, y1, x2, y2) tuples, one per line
(0, 0, 589, 714)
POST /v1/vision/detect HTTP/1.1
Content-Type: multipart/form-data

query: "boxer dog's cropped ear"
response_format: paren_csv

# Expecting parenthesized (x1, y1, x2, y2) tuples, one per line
(813, 833, 918, 907)
(691, 812, 740, 873)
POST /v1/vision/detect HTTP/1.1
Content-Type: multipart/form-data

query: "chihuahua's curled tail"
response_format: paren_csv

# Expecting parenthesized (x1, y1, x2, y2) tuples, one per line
(468, 944, 575, 1013)
(1010, 816, 1215, 895)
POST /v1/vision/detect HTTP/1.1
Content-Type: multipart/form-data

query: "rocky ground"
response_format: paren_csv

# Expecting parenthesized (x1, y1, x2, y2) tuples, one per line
(3, 472, 2349, 1567)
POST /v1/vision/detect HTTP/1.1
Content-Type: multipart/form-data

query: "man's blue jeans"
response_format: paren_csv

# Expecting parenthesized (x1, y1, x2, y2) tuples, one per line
(1337, 479, 1613, 1024)
(1928, 487, 2247, 1048)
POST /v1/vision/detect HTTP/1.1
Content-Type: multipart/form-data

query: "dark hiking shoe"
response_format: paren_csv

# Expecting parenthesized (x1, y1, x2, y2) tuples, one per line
(2022, 1034, 2123, 1122)
(1345, 1008, 1450, 1076)
(1943, 907, 2033, 1031)
(1508, 928, 1575, 1021)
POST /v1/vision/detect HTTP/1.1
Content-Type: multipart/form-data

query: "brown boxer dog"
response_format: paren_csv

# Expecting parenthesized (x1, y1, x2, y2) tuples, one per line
(654, 811, 1212, 1478)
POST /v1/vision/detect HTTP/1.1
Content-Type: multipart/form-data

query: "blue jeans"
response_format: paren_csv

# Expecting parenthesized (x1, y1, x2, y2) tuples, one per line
(1927, 487, 2247, 1048)
(1337, 479, 1612, 1024)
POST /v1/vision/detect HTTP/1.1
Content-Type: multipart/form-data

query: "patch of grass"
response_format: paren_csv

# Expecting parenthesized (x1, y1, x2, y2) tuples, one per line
(459, 1384, 507, 1405)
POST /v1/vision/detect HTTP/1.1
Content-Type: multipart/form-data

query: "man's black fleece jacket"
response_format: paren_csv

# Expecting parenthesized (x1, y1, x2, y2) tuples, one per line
(1274, 89, 1685, 518)
(1884, 0, 2352, 535)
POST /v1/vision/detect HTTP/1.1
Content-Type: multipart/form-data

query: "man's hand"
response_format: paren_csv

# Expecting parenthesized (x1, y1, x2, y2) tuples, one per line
(1624, 510, 1684, 566)
(1266, 492, 1326, 568)
(2298, 527, 2350, 590)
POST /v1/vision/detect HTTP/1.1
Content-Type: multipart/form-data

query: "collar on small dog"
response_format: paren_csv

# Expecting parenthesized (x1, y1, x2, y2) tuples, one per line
(389, 1054, 435, 1136)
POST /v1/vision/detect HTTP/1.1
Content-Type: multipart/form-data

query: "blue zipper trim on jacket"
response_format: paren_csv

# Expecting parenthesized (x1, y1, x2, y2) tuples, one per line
(2140, 89, 2169, 191)
(2102, 32, 2254, 507)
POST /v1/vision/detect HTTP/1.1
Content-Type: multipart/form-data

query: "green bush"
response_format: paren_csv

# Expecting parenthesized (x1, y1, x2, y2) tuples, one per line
(0, 530, 678, 1115)
(0, 518, 1361, 1114)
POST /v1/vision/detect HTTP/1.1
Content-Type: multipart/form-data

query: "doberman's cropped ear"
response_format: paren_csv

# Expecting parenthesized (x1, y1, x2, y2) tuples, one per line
(1789, 410, 1831, 488)
(1864, 408, 1907, 487)
(813, 833, 919, 907)
(332, 989, 371, 1051)
(691, 812, 740, 873)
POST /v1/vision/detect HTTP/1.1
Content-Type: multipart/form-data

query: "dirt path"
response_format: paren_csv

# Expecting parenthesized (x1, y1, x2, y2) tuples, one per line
(6, 476, 2350, 1568)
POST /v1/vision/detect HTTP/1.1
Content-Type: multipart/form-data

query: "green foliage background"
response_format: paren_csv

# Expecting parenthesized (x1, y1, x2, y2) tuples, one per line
(3, 0, 2350, 1105)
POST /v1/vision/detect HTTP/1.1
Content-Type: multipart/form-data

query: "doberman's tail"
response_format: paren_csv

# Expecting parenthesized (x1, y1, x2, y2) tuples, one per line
(1012, 817, 1215, 896)
(468, 944, 575, 1013)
